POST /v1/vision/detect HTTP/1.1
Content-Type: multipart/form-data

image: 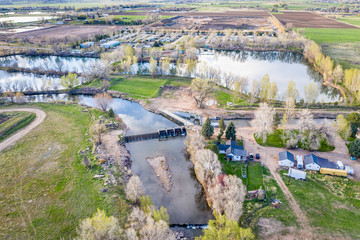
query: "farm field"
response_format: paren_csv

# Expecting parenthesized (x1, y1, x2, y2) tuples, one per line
(301, 28, 360, 69)
(0, 111, 35, 142)
(281, 172, 360, 238)
(275, 12, 358, 29)
(0, 104, 129, 239)
(338, 16, 360, 27)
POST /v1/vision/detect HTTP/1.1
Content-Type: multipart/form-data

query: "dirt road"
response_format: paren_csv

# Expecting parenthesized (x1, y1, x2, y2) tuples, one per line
(0, 108, 46, 152)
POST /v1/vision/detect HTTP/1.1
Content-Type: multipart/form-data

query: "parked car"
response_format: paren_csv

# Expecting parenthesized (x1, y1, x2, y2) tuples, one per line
(256, 153, 260, 159)
(249, 153, 254, 161)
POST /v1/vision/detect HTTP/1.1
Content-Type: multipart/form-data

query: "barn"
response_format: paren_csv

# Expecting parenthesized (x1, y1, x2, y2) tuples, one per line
(278, 151, 295, 167)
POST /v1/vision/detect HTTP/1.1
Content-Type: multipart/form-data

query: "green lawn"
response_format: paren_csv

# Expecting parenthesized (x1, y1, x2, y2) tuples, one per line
(247, 162, 264, 191)
(109, 77, 166, 99)
(281, 171, 360, 238)
(302, 28, 360, 44)
(255, 129, 335, 152)
(108, 76, 191, 99)
(0, 104, 129, 239)
(338, 16, 360, 27)
(214, 88, 248, 107)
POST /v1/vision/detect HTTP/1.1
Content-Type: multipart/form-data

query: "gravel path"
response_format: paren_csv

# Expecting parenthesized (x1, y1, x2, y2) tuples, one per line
(0, 108, 46, 152)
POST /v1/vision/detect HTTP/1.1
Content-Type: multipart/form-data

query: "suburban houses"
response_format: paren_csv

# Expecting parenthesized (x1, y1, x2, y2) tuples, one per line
(279, 151, 354, 177)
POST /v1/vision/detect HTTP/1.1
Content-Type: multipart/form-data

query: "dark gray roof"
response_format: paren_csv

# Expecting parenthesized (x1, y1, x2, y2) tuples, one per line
(279, 151, 294, 162)
(218, 144, 230, 152)
(304, 154, 338, 169)
(232, 148, 247, 157)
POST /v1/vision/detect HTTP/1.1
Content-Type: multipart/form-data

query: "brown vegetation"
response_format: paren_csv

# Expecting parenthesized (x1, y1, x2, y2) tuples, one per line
(275, 12, 358, 29)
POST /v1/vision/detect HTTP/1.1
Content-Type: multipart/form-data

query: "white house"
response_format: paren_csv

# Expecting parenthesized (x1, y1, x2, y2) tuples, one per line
(278, 151, 295, 167)
(288, 168, 306, 180)
(304, 154, 321, 171)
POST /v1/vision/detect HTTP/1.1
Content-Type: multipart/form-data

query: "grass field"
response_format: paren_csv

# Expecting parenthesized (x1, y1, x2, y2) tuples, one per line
(281, 171, 360, 238)
(214, 88, 248, 107)
(254, 129, 335, 152)
(108, 76, 191, 99)
(301, 28, 360, 69)
(302, 28, 360, 44)
(0, 104, 129, 239)
(338, 16, 360, 27)
(0, 112, 35, 142)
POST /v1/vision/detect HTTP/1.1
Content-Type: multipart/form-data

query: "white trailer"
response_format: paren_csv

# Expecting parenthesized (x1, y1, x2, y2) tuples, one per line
(296, 155, 304, 169)
(337, 161, 344, 170)
(288, 168, 306, 180)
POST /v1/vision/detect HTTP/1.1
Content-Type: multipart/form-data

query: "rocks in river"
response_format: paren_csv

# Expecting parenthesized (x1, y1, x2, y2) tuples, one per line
(146, 155, 173, 192)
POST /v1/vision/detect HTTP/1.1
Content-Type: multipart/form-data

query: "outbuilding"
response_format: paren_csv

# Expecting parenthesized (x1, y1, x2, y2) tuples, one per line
(288, 168, 306, 180)
(278, 151, 295, 167)
(304, 154, 321, 171)
(80, 41, 94, 49)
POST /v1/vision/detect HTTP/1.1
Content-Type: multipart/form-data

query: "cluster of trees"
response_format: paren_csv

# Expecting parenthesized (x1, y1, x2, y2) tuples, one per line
(202, 117, 236, 141)
(251, 102, 333, 151)
(77, 172, 175, 239)
(303, 40, 360, 102)
(76, 195, 175, 240)
(206, 30, 307, 52)
(197, 211, 255, 240)
(336, 112, 360, 157)
(185, 134, 247, 222)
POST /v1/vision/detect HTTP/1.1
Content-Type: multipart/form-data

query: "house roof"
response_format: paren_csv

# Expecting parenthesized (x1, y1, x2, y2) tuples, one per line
(231, 148, 247, 157)
(279, 151, 294, 162)
(218, 144, 230, 152)
(304, 154, 338, 169)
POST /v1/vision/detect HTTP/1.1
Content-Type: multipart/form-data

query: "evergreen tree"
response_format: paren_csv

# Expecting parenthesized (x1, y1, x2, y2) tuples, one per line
(349, 139, 360, 158)
(219, 118, 226, 132)
(217, 130, 224, 142)
(225, 121, 236, 140)
(202, 117, 214, 139)
(108, 108, 115, 118)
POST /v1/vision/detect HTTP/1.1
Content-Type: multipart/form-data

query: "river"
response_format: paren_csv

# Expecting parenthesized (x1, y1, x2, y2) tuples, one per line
(27, 94, 213, 225)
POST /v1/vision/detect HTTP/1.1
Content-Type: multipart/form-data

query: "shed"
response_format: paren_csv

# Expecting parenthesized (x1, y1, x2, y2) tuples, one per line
(279, 151, 295, 167)
(304, 154, 321, 171)
(296, 155, 303, 169)
(288, 168, 306, 180)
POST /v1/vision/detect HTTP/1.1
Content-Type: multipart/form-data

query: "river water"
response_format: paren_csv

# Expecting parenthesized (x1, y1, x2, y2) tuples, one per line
(28, 94, 213, 224)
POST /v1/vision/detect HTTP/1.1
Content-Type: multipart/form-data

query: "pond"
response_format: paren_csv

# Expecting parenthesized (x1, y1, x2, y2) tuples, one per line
(26, 94, 213, 224)
(1, 49, 340, 102)
(198, 50, 340, 102)
(0, 70, 61, 91)
(0, 16, 54, 23)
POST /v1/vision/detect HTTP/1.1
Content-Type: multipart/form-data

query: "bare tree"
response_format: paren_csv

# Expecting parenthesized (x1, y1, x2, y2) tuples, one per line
(222, 72, 236, 89)
(126, 175, 145, 203)
(191, 78, 215, 108)
(94, 92, 113, 111)
(250, 102, 276, 143)
(76, 209, 121, 240)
